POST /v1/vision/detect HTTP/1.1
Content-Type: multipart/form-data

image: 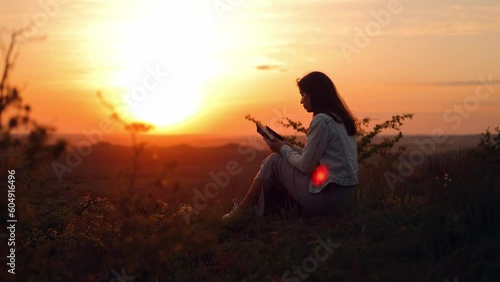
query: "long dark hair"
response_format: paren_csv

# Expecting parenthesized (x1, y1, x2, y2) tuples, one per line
(297, 71, 357, 136)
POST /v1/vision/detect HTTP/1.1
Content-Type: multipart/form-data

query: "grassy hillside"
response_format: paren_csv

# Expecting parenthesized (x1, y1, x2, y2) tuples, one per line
(1, 137, 499, 281)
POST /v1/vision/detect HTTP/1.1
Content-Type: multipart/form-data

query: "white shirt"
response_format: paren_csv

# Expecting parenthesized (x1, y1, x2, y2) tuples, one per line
(279, 113, 359, 193)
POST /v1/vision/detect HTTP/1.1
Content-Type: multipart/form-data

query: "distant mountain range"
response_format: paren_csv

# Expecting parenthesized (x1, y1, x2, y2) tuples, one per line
(11, 133, 483, 151)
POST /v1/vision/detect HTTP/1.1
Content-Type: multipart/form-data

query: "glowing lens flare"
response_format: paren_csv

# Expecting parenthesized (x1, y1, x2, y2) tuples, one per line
(311, 163, 329, 186)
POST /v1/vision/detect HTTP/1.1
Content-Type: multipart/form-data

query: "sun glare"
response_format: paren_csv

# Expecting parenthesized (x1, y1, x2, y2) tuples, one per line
(126, 76, 201, 128)
(112, 1, 222, 129)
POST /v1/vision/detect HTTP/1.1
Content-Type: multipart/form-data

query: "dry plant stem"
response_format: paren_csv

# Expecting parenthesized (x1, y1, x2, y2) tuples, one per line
(240, 179, 264, 208)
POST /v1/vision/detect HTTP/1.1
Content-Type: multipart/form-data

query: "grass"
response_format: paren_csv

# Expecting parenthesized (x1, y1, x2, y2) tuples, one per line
(159, 148, 499, 281)
(1, 145, 499, 282)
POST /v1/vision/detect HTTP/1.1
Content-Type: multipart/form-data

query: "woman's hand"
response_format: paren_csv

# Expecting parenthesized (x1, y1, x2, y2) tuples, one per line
(264, 137, 285, 153)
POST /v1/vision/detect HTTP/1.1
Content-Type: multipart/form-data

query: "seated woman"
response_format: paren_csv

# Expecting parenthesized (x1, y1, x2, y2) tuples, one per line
(223, 71, 359, 219)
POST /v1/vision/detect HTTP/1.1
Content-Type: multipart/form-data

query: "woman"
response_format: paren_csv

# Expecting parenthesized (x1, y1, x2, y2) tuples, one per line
(223, 71, 359, 219)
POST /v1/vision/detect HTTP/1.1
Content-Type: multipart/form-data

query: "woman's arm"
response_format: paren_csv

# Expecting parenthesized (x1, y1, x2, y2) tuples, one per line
(279, 116, 330, 174)
(284, 142, 303, 154)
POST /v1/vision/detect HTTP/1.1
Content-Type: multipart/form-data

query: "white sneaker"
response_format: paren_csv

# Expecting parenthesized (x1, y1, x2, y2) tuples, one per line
(222, 198, 240, 220)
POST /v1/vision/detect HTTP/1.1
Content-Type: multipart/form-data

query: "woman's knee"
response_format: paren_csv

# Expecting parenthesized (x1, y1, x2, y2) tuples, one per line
(263, 153, 281, 165)
(263, 153, 283, 171)
(255, 153, 282, 180)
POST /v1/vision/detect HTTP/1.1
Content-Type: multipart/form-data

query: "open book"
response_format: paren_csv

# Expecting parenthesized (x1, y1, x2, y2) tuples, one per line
(256, 123, 284, 141)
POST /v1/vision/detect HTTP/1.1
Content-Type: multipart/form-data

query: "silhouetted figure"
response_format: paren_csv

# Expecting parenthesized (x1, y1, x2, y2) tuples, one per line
(223, 71, 359, 219)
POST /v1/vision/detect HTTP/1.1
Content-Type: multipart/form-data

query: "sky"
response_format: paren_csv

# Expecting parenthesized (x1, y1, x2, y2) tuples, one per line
(1, 0, 499, 139)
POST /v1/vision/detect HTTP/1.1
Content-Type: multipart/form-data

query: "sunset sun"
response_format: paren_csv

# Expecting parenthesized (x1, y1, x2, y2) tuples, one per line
(111, 1, 222, 129)
(125, 75, 202, 128)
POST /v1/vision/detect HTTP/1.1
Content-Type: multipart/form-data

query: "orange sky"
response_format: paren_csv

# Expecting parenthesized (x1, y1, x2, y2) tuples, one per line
(1, 0, 499, 139)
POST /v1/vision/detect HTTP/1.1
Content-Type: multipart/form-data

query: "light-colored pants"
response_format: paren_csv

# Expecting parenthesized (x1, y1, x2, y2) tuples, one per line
(254, 153, 357, 216)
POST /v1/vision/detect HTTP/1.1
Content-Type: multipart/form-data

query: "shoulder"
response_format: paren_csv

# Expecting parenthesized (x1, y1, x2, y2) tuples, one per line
(312, 113, 349, 136)
(312, 113, 332, 123)
(311, 113, 338, 126)
(309, 114, 333, 133)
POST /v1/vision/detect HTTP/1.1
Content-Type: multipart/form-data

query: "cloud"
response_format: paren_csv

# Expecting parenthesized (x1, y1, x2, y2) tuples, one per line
(255, 64, 287, 72)
(412, 80, 500, 87)
(382, 1, 500, 37)
(249, 1, 500, 37)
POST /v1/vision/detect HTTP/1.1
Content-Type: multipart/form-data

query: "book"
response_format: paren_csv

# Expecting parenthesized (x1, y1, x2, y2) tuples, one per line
(256, 123, 284, 141)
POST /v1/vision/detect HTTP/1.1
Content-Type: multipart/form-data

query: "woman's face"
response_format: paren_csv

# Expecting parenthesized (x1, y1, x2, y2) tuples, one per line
(300, 91, 312, 112)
